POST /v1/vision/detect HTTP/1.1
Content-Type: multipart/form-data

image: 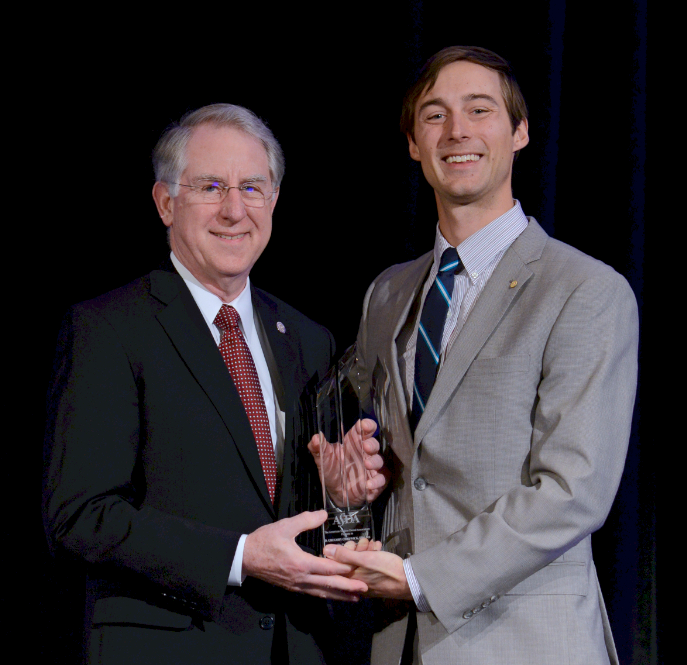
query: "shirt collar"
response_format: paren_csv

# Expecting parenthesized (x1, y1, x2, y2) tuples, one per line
(170, 252, 256, 343)
(434, 200, 529, 284)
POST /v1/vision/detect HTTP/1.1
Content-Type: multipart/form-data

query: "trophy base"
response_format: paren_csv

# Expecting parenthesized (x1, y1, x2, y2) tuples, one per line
(322, 507, 374, 546)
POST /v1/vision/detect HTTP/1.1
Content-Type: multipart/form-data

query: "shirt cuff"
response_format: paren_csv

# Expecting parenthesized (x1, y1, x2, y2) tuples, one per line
(227, 534, 248, 586)
(403, 557, 431, 613)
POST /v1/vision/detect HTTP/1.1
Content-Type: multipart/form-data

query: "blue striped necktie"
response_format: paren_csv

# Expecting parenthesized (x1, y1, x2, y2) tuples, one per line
(410, 247, 461, 433)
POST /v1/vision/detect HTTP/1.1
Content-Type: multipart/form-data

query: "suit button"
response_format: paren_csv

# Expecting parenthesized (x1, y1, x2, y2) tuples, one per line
(414, 477, 427, 491)
(259, 615, 275, 630)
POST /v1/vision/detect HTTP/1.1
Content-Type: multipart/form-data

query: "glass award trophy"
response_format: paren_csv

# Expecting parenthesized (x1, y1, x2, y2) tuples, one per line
(315, 344, 375, 546)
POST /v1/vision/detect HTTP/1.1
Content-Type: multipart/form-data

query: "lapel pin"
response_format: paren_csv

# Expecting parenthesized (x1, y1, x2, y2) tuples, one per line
(509, 280, 518, 288)
(276, 321, 286, 333)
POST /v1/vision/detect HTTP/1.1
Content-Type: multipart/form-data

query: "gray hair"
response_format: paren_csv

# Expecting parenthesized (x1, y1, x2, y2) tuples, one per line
(153, 104, 285, 197)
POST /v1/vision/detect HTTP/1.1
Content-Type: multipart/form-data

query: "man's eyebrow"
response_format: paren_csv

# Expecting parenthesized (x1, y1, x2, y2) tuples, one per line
(462, 93, 500, 105)
(417, 97, 445, 114)
(417, 93, 500, 114)
(192, 174, 268, 183)
(193, 174, 226, 183)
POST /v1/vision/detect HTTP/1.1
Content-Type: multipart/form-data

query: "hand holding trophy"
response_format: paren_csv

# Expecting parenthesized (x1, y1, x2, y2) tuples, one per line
(308, 345, 388, 547)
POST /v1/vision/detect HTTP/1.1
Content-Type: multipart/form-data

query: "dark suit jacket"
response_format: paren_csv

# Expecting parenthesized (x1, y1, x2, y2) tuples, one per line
(43, 263, 334, 664)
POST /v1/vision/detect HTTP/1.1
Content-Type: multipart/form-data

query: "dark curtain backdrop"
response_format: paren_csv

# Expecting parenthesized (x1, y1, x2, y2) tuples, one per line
(36, 2, 652, 662)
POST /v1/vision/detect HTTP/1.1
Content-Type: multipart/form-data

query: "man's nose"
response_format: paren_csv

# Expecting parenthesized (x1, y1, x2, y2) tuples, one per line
(445, 115, 470, 141)
(219, 187, 246, 220)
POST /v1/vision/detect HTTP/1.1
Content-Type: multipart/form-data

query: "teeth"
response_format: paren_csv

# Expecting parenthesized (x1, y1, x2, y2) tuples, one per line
(446, 154, 480, 163)
(214, 233, 246, 240)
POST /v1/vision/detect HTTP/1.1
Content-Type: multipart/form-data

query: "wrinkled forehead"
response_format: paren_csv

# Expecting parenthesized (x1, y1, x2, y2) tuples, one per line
(184, 124, 270, 178)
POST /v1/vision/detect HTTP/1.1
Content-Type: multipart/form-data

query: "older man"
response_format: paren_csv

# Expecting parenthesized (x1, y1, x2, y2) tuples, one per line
(43, 104, 383, 665)
(325, 47, 639, 664)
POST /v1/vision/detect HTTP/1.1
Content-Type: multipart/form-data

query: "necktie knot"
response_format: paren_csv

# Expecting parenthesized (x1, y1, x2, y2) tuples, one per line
(439, 247, 460, 274)
(214, 304, 241, 333)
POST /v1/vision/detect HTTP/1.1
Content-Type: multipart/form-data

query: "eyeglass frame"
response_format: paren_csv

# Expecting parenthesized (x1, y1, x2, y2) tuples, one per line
(166, 180, 276, 208)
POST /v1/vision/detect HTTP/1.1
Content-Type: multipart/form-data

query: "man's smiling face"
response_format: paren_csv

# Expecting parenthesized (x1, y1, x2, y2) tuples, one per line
(155, 123, 277, 299)
(408, 60, 528, 212)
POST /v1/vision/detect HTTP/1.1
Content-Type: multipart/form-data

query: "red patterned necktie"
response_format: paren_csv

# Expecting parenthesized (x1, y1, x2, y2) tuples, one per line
(214, 305, 277, 503)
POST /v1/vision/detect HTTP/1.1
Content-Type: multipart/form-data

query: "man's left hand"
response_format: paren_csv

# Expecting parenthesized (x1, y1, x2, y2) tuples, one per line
(322, 545, 412, 600)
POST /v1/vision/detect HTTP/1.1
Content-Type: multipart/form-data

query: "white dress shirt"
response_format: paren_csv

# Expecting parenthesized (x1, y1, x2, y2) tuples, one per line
(171, 252, 284, 586)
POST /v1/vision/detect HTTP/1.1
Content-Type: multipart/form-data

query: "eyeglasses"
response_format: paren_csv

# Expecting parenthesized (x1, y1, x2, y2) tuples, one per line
(169, 181, 275, 208)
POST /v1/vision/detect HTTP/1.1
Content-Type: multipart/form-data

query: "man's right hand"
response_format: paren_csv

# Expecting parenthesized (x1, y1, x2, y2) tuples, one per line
(307, 419, 389, 507)
(242, 510, 368, 601)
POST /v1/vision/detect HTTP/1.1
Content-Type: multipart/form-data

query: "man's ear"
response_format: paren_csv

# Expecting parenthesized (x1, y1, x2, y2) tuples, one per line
(512, 119, 529, 153)
(407, 133, 421, 162)
(152, 181, 174, 228)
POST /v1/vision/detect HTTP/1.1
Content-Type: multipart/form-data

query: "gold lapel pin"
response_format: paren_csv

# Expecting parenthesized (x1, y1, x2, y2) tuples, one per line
(509, 280, 518, 288)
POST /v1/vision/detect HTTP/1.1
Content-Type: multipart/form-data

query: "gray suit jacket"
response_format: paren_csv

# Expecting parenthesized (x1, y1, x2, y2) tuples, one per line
(356, 219, 638, 664)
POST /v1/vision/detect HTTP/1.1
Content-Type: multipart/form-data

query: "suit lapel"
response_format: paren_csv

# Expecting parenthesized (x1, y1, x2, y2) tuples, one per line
(150, 269, 275, 515)
(251, 288, 303, 519)
(414, 219, 548, 444)
(383, 253, 434, 452)
(251, 290, 298, 412)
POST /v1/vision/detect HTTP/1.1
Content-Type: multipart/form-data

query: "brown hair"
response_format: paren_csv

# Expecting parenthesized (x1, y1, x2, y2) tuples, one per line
(400, 46, 528, 139)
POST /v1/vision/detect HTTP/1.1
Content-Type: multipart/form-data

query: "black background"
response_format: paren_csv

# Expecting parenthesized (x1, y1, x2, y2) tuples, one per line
(35, 2, 653, 662)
